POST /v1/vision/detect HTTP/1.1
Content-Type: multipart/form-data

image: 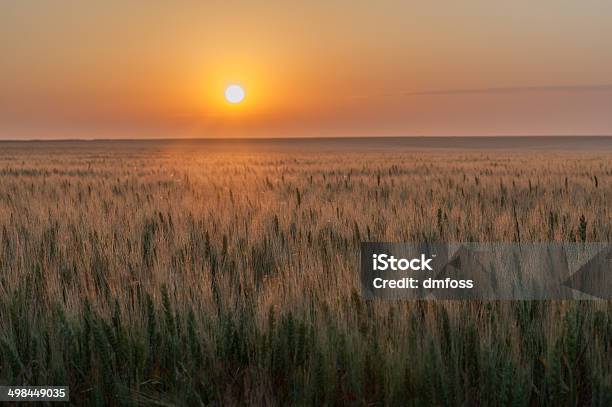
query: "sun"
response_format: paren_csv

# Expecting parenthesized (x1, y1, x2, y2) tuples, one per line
(225, 84, 245, 104)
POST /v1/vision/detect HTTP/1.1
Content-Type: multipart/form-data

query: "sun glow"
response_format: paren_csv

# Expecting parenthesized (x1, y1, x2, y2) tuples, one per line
(191, 56, 292, 122)
(225, 84, 245, 104)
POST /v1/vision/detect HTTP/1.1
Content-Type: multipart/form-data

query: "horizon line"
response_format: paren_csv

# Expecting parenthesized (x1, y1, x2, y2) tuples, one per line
(1, 134, 612, 143)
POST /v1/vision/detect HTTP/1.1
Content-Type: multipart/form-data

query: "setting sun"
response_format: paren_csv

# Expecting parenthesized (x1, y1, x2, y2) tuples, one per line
(225, 84, 245, 104)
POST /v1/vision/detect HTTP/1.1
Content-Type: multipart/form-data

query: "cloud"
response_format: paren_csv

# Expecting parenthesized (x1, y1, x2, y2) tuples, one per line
(398, 84, 612, 96)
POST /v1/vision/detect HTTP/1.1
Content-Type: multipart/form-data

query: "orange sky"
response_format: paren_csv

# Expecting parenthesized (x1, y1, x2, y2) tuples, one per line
(1, 1, 612, 139)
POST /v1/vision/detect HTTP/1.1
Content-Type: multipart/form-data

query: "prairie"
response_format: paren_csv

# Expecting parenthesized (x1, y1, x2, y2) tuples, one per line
(0, 138, 611, 405)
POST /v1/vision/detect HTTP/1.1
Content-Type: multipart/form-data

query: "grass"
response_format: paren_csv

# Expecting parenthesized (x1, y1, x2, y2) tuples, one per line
(0, 140, 611, 405)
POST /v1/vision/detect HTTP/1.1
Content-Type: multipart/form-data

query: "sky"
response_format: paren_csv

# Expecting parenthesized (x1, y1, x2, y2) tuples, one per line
(1, 1, 612, 139)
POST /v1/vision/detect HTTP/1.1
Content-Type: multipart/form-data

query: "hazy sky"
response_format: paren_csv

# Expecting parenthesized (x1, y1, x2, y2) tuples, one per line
(2, 1, 612, 139)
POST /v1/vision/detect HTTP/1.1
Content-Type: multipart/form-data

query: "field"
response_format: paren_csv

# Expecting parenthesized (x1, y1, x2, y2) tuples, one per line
(0, 137, 611, 405)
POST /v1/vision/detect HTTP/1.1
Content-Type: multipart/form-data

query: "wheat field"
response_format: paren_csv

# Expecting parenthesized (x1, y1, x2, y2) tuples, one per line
(0, 139, 611, 405)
